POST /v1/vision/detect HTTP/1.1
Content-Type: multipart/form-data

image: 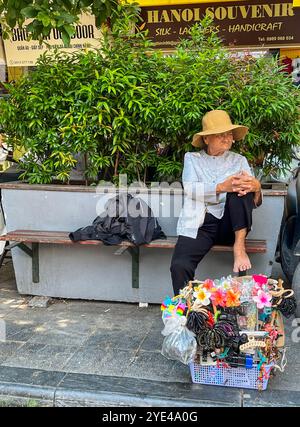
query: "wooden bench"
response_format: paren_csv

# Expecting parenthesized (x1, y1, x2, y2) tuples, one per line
(0, 230, 267, 289)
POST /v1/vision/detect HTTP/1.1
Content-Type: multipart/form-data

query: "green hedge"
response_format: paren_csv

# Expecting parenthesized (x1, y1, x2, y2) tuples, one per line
(1, 14, 299, 184)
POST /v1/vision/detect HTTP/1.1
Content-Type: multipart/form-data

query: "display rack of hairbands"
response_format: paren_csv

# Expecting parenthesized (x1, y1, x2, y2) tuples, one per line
(160, 275, 296, 390)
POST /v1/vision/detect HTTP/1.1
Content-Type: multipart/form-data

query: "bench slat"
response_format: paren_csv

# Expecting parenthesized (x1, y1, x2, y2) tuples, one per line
(0, 230, 267, 253)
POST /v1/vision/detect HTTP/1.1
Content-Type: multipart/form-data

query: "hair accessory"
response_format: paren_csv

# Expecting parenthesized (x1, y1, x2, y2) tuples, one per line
(176, 302, 186, 316)
(240, 336, 266, 351)
(270, 288, 293, 299)
(276, 296, 297, 318)
(197, 319, 237, 351)
(193, 287, 211, 306)
(271, 287, 297, 317)
(257, 350, 268, 370)
(161, 296, 187, 319)
(253, 290, 272, 309)
(161, 296, 173, 312)
(178, 281, 195, 307)
(252, 274, 268, 286)
(259, 306, 272, 322)
(186, 311, 209, 335)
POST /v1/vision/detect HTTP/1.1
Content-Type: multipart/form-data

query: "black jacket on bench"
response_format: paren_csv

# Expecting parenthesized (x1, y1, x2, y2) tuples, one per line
(69, 193, 166, 246)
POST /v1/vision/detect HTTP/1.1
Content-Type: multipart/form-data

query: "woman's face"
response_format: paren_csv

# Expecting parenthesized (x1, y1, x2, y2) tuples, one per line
(204, 131, 234, 156)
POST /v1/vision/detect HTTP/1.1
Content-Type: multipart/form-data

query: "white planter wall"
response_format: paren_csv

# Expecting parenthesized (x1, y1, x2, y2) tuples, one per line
(0, 184, 285, 303)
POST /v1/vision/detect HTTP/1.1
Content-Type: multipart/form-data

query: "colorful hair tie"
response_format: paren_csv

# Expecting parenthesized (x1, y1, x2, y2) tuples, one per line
(161, 296, 173, 312)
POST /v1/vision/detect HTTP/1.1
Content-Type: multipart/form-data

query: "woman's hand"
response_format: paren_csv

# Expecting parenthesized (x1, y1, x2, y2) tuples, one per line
(216, 174, 238, 193)
(231, 171, 261, 196)
(216, 171, 262, 206)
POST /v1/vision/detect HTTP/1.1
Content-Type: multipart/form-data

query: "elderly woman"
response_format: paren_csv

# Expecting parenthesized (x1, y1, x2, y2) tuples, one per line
(170, 110, 262, 296)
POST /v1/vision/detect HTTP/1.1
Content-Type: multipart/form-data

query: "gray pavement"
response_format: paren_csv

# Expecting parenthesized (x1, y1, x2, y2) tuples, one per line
(0, 260, 300, 407)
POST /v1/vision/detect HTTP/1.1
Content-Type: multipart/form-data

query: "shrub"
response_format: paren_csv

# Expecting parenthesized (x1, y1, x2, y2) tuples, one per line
(0, 9, 299, 184)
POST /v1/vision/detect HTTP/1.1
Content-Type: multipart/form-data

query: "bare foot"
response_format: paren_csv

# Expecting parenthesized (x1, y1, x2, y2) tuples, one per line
(233, 247, 252, 273)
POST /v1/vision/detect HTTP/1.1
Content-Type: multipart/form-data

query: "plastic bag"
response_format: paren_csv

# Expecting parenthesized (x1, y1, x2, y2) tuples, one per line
(161, 325, 197, 365)
(161, 315, 187, 336)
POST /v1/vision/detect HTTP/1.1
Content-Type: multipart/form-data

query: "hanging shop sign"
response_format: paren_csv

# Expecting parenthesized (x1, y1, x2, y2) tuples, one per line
(139, 0, 300, 48)
(130, 1, 246, 5)
(3, 14, 102, 67)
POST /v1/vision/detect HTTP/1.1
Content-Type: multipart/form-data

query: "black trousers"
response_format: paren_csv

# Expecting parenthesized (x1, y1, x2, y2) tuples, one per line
(170, 192, 255, 296)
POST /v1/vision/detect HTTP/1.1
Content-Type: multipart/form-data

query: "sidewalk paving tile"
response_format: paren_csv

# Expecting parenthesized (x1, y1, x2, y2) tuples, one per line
(0, 365, 65, 388)
(2, 343, 78, 371)
(0, 341, 24, 364)
(5, 321, 38, 342)
(243, 389, 300, 407)
(123, 350, 191, 383)
(63, 346, 136, 376)
(140, 327, 164, 352)
(84, 328, 149, 351)
(56, 372, 241, 407)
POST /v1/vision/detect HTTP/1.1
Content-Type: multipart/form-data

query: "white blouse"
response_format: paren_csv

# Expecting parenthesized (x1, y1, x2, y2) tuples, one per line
(177, 150, 253, 238)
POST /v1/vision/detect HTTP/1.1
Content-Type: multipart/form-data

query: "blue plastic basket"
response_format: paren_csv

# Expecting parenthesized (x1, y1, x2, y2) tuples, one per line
(189, 362, 273, 390)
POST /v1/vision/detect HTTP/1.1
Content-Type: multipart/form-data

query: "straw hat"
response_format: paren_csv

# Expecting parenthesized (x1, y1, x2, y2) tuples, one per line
(192, 110, 248, 148)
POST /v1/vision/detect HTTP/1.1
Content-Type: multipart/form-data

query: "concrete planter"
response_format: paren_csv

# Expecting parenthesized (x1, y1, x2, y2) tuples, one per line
(0, 183, 285, 303)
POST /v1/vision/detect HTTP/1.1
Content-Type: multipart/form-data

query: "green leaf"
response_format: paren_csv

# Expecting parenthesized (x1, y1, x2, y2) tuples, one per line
(60, 29, 71, 47)
(57, 12, 77, 24)
(20, 6, 38, 19)
(63, 24, 76, 38)
(95, 9, 108, 27)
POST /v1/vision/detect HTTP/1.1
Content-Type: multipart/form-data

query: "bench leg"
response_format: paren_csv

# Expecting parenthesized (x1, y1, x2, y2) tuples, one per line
(0, 242, 9, 269)
(127, 246, 140, 289)
(32, 243, 39, 283)
(15, 242, 40, 284)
